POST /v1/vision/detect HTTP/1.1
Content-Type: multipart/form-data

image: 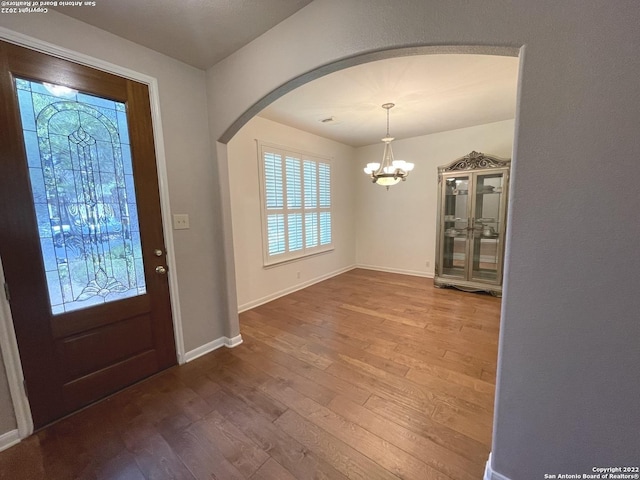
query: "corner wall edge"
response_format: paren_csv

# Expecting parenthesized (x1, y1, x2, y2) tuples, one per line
(484, 453, 512, 480)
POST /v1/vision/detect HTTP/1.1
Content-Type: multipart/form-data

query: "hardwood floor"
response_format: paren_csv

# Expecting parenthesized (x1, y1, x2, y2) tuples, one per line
(0, 269, 501, 479)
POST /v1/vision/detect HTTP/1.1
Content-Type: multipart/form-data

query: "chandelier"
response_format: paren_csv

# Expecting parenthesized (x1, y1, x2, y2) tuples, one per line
(363, 103, 414, 188)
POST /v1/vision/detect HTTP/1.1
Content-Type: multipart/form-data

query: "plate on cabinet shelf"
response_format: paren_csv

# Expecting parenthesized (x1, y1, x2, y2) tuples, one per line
(477, 218, 495, 222)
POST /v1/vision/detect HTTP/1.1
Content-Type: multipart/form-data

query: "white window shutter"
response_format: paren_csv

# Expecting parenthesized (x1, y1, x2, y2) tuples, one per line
(264, 151, 283, 209)
(267, 214, 285, 255)
(259, 142, 332, 265)
(319, 163, 330, 208)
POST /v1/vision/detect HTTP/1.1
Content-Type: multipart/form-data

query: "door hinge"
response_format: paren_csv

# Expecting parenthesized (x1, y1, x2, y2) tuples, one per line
(3, 282, 9, 302)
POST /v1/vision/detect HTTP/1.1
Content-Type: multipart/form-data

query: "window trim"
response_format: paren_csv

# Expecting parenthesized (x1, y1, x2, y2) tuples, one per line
(257, 140, 334, 267)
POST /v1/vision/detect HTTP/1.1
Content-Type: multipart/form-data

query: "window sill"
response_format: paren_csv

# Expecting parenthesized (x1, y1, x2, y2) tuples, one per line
(263, 246, 334, 269)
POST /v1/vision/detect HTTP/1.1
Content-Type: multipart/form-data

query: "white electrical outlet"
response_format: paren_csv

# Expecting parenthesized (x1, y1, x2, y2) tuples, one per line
(173, 214, 190, 230)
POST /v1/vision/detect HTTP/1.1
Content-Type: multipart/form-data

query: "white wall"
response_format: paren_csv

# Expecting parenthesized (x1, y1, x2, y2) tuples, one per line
(228, 118, 514, 309)
(207, 1, 640, 478)
(356, 120, 514, 276)
(227, 116, 356, 310)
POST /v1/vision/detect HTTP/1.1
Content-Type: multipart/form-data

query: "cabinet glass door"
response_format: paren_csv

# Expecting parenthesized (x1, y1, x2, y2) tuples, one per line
(470, 171, 505, 283)
(441, 175, 470, 278)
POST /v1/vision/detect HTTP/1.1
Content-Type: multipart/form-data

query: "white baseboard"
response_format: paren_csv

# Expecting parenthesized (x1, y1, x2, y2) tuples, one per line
(484, 453, 512, 480)
(0, 429, 20, 453)
(237, 265, 356, 313)
(184, 334, 244, 363)
(237, 264, 433, 313)
(356, 264, 434, 279)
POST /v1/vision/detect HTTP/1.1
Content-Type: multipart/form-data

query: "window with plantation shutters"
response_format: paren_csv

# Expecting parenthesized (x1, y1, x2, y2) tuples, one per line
(258, 142, 333, 265)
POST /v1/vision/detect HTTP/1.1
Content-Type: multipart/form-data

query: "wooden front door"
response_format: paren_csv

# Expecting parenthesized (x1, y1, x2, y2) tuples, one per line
(0, 41, 177, 428)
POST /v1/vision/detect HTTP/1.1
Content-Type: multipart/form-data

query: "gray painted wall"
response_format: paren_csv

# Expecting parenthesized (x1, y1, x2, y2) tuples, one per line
(0, 357, 16, 434)
(0, 257, 17, 434)
(0, 11, 225, 353)
(206, 1, 640, 477)
(0, 10, 229, 435)
(1, 2, 638, 476)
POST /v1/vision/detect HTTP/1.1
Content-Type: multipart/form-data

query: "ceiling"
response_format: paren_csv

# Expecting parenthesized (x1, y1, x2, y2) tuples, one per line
(54, 2, 520, 147)
(53, 0, 313, 69)
(259, 54, 520, 147)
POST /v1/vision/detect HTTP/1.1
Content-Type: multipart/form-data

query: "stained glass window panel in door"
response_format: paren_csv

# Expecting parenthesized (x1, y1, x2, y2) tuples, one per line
(15, 79, 147, 314)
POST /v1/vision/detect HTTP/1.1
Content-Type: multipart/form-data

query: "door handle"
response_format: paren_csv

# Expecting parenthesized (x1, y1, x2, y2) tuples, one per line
(155, 266, 167, 275)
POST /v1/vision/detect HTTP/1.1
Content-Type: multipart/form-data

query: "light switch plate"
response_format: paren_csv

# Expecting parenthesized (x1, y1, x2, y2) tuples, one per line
(173, 214, 190, 230)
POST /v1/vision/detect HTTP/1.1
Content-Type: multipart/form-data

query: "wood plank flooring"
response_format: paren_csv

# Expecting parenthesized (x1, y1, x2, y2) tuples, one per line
(0, 269, 501, 480)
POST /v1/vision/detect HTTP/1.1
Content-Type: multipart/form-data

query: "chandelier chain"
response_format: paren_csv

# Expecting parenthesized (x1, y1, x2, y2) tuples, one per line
(382, 102, 394, 138)
(387, 107, 390, 137)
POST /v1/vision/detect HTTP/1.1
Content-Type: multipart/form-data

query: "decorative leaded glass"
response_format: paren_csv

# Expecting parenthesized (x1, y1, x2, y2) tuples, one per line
(15, 79, 146, 314)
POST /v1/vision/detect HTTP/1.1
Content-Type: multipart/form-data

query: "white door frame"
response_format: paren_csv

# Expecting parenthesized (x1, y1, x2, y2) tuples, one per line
(0, 27, 186, 441)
